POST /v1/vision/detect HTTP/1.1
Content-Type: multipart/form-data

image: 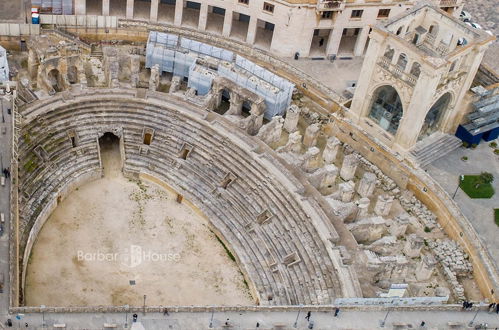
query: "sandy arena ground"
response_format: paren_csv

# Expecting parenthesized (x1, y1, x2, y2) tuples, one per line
(25, 134, 254, 306)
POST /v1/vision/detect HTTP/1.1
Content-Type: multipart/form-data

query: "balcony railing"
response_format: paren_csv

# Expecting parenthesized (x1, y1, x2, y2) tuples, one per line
(439, 0, 458, 7)
(317, 0, 345, 11)
(378, 57, 419, 87)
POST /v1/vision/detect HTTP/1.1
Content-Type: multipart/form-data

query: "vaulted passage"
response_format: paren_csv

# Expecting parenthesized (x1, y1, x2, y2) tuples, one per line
(418, 92, 451, 140)
(368, 85, 403, 135)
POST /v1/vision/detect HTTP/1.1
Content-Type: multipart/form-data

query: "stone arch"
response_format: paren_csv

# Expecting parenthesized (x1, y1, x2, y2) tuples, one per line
(67, 65, 78, 84)
(47, 68, 63, 93)
(396, 53, 408, 70)
(367, 85, 404, 135)
(383, 46, 395, 61)
(428, 24, 439, 36)
(410, 62, 421, 78)
(418, 92, 452, 140)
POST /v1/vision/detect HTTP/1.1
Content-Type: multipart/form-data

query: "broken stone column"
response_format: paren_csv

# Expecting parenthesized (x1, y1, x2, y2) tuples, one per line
(356, 197, 370, 219)
(374, 194, 394, 216)
(301, 147, 321, 173)
(340, 154, 359, 181)
(283, 104, 301, 133)
(319, 164, 338, 189)
(403, 234, 424, 258)
(303, 123, 320, 148)
(323, 136, 341, 164)
(257, 116, 284, 145)
(149, 64, 160, 91)
(130, 55, 141, 87)
(388, 213, 410, 238)
(277, 131, 302, 154)
(169, 76, 181, 94)
(415, 255, 437, 281)
(226, 94, 242, 115)
(339, 181, 355, 202)
(356, 172, 377, 197)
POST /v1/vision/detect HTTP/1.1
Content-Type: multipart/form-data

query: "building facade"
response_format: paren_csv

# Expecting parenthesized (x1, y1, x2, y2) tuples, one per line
(69, 0, 465, 57)
(347, 2, 494, 152)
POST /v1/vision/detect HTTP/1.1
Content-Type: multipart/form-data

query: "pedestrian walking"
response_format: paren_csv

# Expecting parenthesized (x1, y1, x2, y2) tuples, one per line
(462, 301, 467, 309)
(256, 322, 260, 328)
(489, 303, 496, 312)
(305, 311, 311, 321)
(163, 308, 169, 316)
(496, 303, 499, 314)
(334, 308, 340, 317)
(6, 168, 9, 178)
(469, 302, 473, 310)
(420, 321, 426, 327)
(2, 168, 7, 178)
(319, 38, 324, 47)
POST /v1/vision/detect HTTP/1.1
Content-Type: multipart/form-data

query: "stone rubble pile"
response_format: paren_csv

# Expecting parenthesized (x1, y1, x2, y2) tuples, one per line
(429, 239, 473, 276)
(398, 194, 438, 228)
(352, 152, 397, 191)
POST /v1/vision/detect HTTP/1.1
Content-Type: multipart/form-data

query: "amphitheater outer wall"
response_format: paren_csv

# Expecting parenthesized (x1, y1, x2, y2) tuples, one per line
(9, 20, 499, 307)
(16, 90, 358, 308)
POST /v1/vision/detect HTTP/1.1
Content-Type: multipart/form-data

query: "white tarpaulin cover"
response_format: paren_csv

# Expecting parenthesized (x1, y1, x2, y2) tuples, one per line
(0, 46, 9, 82)
(146, 31, 294, 118)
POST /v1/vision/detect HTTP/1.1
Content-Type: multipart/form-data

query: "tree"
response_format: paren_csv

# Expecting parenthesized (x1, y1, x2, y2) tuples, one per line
(475, 172, 494, 189)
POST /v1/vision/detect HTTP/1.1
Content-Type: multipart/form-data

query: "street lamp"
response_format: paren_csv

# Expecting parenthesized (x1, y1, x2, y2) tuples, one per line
(380, 309, 391, 328)
(208, 309, 214, 328)
(124, 304, 129, 328)
(452, 175, 464, 199)
(468, 302, 483, 327)
(143, 295, 147, 315)
(41, 305, 46, 328)
(293, 304, 304, 328)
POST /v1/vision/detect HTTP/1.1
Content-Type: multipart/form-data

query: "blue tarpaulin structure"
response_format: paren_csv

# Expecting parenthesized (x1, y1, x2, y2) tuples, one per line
(455, 86, 499, 145)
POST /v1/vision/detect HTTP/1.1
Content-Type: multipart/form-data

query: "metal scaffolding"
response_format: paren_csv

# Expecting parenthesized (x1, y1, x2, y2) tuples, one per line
(146, 31, 294, 118)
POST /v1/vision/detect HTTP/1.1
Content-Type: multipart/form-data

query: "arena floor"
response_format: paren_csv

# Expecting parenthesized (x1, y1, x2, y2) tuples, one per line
(24, 134, 253, 306)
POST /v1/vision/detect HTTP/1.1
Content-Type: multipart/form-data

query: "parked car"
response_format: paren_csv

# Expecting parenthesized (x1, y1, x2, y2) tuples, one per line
(459, 10, 472, 22)
(465, 21, 483, 30)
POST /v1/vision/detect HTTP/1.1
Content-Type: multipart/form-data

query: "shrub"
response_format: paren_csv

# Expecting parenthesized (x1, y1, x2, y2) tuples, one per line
(471, 143, 478, 149)
(461, 156, 468, 161)
(462, 141, 469, 148)
(494, 149, 499, 155)
(424, 226, 432, 233)
(490, 142, 498, 148)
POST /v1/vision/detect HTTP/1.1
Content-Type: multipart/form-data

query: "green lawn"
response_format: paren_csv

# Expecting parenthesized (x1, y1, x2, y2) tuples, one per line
(459, 175, 495, 199)
(495, 209, 499, 227)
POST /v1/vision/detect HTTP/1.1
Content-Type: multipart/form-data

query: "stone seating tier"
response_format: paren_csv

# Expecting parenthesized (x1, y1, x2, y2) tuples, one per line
(17, 92, 345, 305)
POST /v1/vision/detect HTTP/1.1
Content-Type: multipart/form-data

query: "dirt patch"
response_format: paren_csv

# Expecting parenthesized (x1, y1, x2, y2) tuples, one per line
(25, 134, 254, 306)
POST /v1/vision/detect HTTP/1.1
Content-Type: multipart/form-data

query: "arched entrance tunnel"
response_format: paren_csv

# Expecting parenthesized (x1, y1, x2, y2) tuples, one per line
(25, 132, 254, 307)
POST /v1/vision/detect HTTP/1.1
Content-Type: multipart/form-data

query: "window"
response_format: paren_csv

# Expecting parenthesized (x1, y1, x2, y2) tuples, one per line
(263, 2, 274, 13)
(351, 10, 363, 18)
(377, 9, 390, 18)
(142, 128, 154, 145)
(179, 143, 193, 160)
(67, 130, 78, 148)
(238, 0, 249, 4)
(321, 11, 333, 19)
(221, 172, 237, 189)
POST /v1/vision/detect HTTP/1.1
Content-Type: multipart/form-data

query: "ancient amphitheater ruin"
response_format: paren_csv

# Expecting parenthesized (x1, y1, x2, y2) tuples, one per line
(0, 0, 498, 328)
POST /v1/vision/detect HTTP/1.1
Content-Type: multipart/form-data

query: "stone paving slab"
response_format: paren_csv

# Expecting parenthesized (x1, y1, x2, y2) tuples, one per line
(1, 309, 499, 329)
(426, 141, 499, 272)
(462, 0, 499, 73)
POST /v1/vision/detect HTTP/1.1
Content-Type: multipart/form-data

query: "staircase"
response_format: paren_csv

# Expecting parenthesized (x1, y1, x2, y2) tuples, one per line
(410, 132, 462, 167)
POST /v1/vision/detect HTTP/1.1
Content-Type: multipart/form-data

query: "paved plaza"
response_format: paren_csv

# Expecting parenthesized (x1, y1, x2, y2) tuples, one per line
(0, 308, 498, 329)
(426, 142, 499, 270)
